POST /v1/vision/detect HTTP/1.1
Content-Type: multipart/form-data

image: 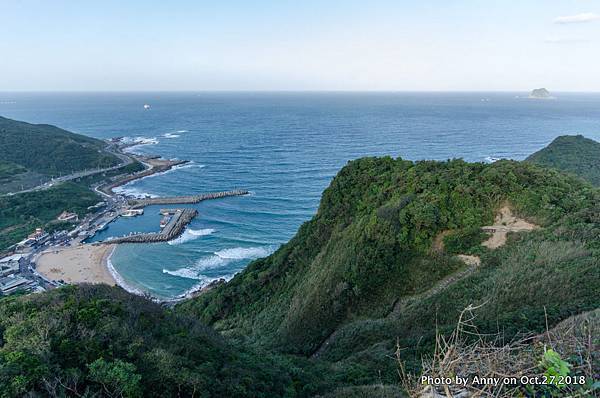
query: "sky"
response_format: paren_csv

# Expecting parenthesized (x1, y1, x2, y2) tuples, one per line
(1, 0, 599, 91)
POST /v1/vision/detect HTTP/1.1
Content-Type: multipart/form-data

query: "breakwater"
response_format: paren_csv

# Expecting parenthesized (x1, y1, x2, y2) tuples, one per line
(100, 159, 189, 195)
(129, 189, 249, 207)
(107, 209, 198, 244)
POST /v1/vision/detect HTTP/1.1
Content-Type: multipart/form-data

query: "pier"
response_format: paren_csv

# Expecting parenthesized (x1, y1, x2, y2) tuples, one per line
(99, 188, 248, 244)
(107, 209, 198, 244)
(99, 158, 189, 195)
(129, 189, 249, 207)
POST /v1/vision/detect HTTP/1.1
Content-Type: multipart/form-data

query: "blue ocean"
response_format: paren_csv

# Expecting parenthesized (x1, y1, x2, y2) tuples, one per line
(2, 92, 600, 298)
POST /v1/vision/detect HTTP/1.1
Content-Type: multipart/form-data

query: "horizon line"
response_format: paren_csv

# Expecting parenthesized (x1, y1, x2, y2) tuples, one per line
(1, 89, 600, 94)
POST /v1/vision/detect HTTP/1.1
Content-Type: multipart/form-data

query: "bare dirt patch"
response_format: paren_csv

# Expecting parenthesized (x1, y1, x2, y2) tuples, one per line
(482, 206, 539, 249)
(456, 254, 481, 267)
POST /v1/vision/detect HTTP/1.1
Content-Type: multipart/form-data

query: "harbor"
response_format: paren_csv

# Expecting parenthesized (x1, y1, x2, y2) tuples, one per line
(99, 156, 189, 195)
(106, 208, 198, 243)
(91, 190, 249, 244)
(0, 135, 250, 296)
(129, 189, 249, 207)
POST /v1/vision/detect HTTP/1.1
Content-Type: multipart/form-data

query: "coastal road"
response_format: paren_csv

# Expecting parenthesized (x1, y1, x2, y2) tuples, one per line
(2, 143, 135, 196)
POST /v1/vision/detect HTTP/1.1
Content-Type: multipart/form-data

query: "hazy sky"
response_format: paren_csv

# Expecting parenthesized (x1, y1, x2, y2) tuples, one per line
(1, 1, 599, 91)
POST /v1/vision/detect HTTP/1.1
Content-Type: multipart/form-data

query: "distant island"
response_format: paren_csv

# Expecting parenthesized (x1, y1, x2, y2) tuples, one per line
(529, 87, 554, 99)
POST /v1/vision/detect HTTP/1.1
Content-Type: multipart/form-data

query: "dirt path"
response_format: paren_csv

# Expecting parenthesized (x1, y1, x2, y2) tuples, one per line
(456, 254, 481, 266)
(481, 206, 538, 249)
(313, 206, 539, 359)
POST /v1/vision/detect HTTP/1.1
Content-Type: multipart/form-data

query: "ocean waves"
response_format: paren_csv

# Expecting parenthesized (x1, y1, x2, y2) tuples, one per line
(162, 245, 275, 281)
(112, 162, 205, 198)
(122, 136, 160, 153)
(214, 246, 273, 260)
(112, 185, 159, 199)
(168, 228, 215, 245)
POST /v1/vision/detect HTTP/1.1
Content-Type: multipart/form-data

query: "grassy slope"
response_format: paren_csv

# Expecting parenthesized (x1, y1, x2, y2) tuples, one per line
(0, 116, 119, 179)
(178, 157, 599, 383)
(526, 135, 600, 186)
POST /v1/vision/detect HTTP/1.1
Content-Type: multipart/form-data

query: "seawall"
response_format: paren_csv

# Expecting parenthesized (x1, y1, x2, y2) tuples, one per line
(107, 209, 198, 244)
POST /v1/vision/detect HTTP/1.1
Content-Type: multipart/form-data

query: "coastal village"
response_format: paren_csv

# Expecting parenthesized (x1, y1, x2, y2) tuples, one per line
(0, 138, 247, 296)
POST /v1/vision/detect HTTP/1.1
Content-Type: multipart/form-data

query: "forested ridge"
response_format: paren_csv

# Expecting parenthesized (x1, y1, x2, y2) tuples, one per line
(0, 116, 119, 177)
(526, 134, 600, 186)
(1, 135, 599, 397)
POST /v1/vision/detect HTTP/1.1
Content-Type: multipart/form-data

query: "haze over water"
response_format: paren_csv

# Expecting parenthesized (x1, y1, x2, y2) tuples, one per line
(2, 92, 600, 298)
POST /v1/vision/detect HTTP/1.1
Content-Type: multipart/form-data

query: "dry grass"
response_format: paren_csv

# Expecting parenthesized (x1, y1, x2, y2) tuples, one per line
(396, 305, 598, 397)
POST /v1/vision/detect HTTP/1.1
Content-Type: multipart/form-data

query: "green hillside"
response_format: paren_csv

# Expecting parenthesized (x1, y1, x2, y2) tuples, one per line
(178, 157, 600, 383)
(1, 138, 599, 396)
(526, 135, 600, 186)
(0, 285, 331, 397)
(0, 116, 119, 181)
(0, 182, 100, 251)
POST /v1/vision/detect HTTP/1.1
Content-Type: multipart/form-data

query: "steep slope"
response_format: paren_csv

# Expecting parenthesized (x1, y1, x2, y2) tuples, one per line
(179, 157, 599, 375)
(0, 285, 330, 397)
(526, 135, 600, 186)
(0, 116, 119, 183)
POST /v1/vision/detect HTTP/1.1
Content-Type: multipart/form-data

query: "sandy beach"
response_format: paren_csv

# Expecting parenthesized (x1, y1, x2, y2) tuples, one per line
(36, 244, 116, 286)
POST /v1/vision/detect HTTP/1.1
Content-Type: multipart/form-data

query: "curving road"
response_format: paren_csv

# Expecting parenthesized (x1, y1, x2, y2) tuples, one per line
(2, 143, 134, 196)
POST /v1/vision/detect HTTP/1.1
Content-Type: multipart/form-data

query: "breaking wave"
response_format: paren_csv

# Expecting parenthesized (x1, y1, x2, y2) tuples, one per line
(162, 246, 275, 280)
(112, 185, 158, 199)
(215, 246, 273, 260)
(484, 156, 501, 163)
(114, 162, 205, 197)
(163, 133, 180, 139)
(106, 248, 146, 296)
(168, 228, 215, 245)
(122, 136, 160, 153)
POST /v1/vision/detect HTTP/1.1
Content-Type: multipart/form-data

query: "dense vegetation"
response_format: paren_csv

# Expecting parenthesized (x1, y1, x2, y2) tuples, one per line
(0, 285, 334, 397)
(0, 116, 119, 179)
(0, 182, 100, 251)
(0, 158, 145, 252)
(179, 156, 600, 386)
(0, 116, 145, 251)
(0, 161, 26, 184)
(1, 134, 599, 396)
(526, 134, 600, 186)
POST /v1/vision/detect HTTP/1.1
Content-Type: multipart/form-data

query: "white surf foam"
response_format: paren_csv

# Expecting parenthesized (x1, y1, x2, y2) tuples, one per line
(122, 136, 159, 145)
(106, 248, 146, 296)
(162, 246, 275, 280)
(112, 185, 159, 199)
(177, 274, 234, 298)
(168, 228, 215, 245)
(163, 133, 180, 139)
(176, 130, 189, 133)
(139, 162, 205, 180)
(484, 156, 502, 163)
(162, 267, 202, 279)
(113, 162, 204, 198)
(215, 246, 273, 260)
(174, 162, 205, 171)
(122, 136, 160, 153)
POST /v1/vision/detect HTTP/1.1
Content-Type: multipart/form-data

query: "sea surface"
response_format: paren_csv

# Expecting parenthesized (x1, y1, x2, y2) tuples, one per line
(2, 92, 600, 298)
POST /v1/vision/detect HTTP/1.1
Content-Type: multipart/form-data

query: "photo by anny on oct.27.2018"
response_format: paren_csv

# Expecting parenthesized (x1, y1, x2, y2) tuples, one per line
(0, 1, 599, 397)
